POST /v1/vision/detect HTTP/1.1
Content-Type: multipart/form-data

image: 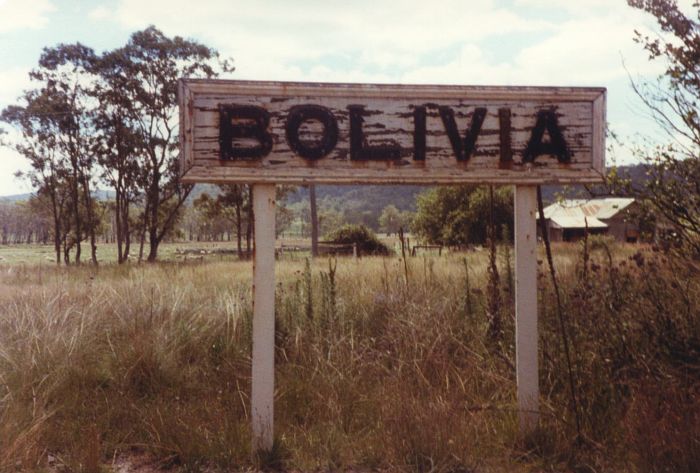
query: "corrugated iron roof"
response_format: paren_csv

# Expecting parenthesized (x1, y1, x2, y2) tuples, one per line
(541, 197, 635, 228)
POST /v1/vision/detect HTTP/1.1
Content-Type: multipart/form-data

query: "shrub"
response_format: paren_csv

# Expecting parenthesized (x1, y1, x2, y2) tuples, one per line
(623, 378, 700, 473)
(324, 224, 391, 256)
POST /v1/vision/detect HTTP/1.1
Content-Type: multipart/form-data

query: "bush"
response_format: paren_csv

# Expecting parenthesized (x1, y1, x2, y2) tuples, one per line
(324, 224, 391, 255)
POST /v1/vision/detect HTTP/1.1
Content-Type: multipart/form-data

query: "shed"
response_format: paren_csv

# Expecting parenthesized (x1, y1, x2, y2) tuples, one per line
(539, 198, 638, 242)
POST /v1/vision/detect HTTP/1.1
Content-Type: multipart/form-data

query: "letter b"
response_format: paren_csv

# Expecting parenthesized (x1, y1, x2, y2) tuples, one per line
(219, 105, 273, 160)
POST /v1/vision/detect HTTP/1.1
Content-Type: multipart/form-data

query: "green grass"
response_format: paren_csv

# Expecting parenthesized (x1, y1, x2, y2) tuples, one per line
(0, 241, 247, 265)
(0, 240, 698, 472)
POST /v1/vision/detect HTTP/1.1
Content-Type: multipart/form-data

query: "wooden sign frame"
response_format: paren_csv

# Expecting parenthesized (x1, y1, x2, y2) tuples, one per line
(177, 79, 606, 453)
(179, 79, 606, 185)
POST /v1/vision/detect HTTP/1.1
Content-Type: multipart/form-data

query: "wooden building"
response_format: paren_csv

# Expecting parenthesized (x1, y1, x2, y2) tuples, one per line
(538, 198, 639, 242)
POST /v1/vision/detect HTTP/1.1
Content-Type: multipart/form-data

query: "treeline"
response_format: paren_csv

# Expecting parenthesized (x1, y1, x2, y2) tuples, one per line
(0, 184, 531, 252)
(0, 185, 272, 259)
(0, 26, 232, 265)
(183, 185, 296, 256)
(0, 184, 387, 252)
(0, 200, 51, 245)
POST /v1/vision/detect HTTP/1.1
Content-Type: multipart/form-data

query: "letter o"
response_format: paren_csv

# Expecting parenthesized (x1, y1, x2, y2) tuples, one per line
(285, 105, 338, 160)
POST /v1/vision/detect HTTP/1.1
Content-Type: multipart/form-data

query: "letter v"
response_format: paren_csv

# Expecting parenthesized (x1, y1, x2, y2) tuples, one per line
(439, 106, 487, 161)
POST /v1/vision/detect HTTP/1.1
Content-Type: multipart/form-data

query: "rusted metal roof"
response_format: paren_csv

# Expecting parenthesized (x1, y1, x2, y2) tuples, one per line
(550, 215, 608, 229)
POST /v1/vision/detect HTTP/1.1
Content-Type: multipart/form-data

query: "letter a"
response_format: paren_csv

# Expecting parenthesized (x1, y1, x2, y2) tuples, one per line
(523, 110, 571, 163)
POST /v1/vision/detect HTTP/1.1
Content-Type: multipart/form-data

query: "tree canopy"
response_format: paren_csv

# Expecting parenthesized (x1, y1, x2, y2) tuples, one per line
(627, 0, 700, 255)
(1, 26, 232, 264)
(412, 185, 513, 246)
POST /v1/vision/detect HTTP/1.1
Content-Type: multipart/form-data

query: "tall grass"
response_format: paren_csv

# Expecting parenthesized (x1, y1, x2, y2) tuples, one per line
(0, 243, 698, 472)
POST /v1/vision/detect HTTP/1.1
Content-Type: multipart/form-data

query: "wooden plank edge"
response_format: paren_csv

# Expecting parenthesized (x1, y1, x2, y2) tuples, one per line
(181, 170, 606, 186)
(182, 79, 606, 102)
(178, 80, 195, 177)
(591, 90, 607, 174)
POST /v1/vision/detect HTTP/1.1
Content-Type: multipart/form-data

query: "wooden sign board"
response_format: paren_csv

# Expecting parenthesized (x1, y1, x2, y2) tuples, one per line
(179, 79, 605, 185)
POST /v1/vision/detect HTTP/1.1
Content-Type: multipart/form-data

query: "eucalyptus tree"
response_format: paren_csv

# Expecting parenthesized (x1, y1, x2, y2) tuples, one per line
(92, 55, 143, 264)
(2, 89, 74, 264)
(102, 26, 233, 262)
(3, 26, 233, 263)
(628, 0, 700, 255)
(28, 43, 101, 265)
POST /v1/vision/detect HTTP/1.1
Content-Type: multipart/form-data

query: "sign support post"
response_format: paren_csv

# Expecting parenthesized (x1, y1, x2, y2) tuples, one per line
(251, 184, 276, 451)
(514, 185, 539, 431)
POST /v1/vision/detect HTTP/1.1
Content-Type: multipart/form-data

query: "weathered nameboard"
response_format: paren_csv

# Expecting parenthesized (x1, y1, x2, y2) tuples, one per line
(179, 80, 606, 184)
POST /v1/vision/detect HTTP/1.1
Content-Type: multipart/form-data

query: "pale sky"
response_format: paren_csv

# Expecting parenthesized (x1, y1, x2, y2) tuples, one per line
(0, 0, 686, 196)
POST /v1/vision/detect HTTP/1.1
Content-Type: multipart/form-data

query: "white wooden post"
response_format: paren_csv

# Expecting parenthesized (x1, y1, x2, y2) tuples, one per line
(514, 185, 539, 431)
(251, 184, 276, 451)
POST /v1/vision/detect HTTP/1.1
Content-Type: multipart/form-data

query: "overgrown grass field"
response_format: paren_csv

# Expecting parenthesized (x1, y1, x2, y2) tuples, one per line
(0, 241, 698, 472)
(0, 241, 249, 266)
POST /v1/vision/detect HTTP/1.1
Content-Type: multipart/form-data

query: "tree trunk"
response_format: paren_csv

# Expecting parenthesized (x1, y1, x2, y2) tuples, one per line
(123, 200, 131, 262)
(63, 238, 71, 265)
(71, 171, 82, 265)
(138, 214, 147, 263)
(146, 169, 161, 262)
(80, 174, 98, 266)
(49, 184, 61, 265)
(147, 227, 159, 262)
(138, 230, 146, 261)
(236, 202, 242, 258)
(246, 185, 253, 258)
(310, 184, 319, 257)
(116, 187, 124, 264)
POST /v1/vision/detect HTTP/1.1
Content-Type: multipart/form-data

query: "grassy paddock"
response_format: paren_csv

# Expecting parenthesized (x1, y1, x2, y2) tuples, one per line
(0, 240, 698, 472)
(0, 241, 248, 265)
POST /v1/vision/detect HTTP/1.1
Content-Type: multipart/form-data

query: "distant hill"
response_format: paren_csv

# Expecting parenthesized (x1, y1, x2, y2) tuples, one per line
(0, 185, 231, 208)
(0, 164, 649, 207)
(0, 193, 31, 203)
(0, 189, 116, 203)
(0, 185, 228, 204)
(287, 185, 424, 211)
(541, 163, 648, 203)
(187, 183, 222, 202)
